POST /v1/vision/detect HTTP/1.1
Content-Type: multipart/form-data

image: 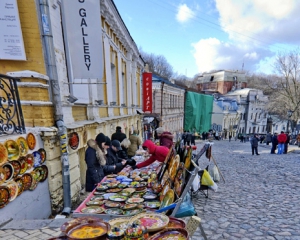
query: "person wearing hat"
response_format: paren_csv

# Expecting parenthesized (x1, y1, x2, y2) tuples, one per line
(104, 139, 127, 175)
(85, 133, 110, 192)
(156, 127, 174, 149)
(128, 129, 142, 158)
(111, 126, 127, 143)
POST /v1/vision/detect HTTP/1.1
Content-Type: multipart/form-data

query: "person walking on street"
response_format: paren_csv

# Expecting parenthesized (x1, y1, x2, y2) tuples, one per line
(185, 130, 192, 146)
(229, 134, 232, 142)
(283, 132, 290, 154)
(271, 133, 278, 154)
(266, 132, 272, 145)
(297, 133, 300, 148)
(277, 131, 287, 154)
(250, 134, 260, 155)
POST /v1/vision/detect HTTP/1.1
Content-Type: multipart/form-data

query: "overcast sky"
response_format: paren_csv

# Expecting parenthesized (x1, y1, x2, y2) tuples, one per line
(113, 0, 300, 78)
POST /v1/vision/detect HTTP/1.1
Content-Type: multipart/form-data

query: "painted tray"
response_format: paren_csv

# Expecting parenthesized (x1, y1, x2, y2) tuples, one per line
(21, 173, 33, 191)
(2, 162, 14, 182)
(144, 201, 161, 209)
(0, 143, 8, 166)
(15, 177, 24, 196)
(5, 139, 20, 161)
(108, 217, 130, 232)
(6, 181, 18, 202)
(18, 156, 28, 175)
(67, 222, 110, 239)
(123, 208, 143, 216)
(25, 154, 34, 170)
(160, 180, 171, 202)
(147, 228, 189, 240)
(105, 201, 121, 208)
(168, 155, 180, 182)
(34, 165, 48, 182)
(0, 186, 10, 209)
(10, 160, 21, 179)
(26, 133, 36, 150)
(105, 208, 123, 215)
(16, 137, 29, 157)
(0, 167, 6, 185)
(174, 178, 184, 198)
(33, 151, 42, 168)
(69, 132, 79, 150)
(127, 197, 144, 204)
(128, 212, 169, 232)
(38, 148, 47, 164)
(184, 148, 192, 172)
(161, 170, 169, 187)
(81, 206, 105, 214)
(109, 195, 127, 202)
(159, 189, 175, 212)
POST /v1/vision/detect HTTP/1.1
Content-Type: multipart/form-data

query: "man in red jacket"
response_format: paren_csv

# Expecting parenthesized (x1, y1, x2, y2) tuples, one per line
(133, 140, 169, 169)
(277, 131, 287, 154)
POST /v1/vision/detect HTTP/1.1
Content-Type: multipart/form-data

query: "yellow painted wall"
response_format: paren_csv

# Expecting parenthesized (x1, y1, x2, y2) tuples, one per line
(99, 107, 108, 118)
(72, 106, 88, 121)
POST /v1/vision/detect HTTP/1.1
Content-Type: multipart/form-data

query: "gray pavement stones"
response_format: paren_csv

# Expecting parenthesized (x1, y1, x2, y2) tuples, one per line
(1, 139, 300, 239)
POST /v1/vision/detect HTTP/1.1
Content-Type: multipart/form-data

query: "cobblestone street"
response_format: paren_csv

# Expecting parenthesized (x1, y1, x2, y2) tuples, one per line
(1, 140, 299, 239)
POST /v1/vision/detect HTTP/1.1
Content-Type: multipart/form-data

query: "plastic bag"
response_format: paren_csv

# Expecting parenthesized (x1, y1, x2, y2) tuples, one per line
(201, 169, 214, 186)
(209, 165, 220, 182)
(174, 192, 196, 218)
(192, 173, 200, 192)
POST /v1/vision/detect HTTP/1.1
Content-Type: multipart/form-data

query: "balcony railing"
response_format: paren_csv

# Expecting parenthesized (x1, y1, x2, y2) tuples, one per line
(0, 74, 26, 135)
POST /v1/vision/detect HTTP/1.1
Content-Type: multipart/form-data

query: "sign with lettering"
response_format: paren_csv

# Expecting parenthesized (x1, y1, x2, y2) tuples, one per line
(142, 72, 152, 113)
(0, 0, 26, 60)
(61, 0, 103, 80)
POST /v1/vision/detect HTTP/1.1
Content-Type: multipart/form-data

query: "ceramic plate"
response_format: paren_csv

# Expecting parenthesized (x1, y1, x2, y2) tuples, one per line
(29, 171, 39, 191)
(127, 197, 144, 204)
(0, 143, 8, 166)
(5, 139, 20, 161)
(108, 217, 130, 232)
(123, 208, 143, 216)
(159, 189, 175, 211)
(105, 201, 121, 208)
(93, 191, 105, 196)
(18, 156, 28, 175)
(105, 208, 123, 215)
(67, 222, 109, 239)
(40, 165, 48, 182)
(90, 196, 104, 201)
(147, 228, 189, 240)
(96, 185, 108, 191)
(109, 195, 127, 202)
(106, 188, 122, 193)
(122, 203, 138, 210)
(0, 167, 6, 185)
(184, 148, 192, 171)
(69, 132, 79, 150)
(2, 162, 14, 182)
(15, 177, 24, 196)
(174, 178, 184, 198)
(16, 137, 29, 157)
(25, 154, 34, 170)
(33, 151, 42, 168)
(167, 217, 186, 229)
(144, 201, 161, 209)
(86, 200, 105, 206)
(160, 180, 171, 202)
(169, 155, 180, 182)
(117, 183, 127, 189)
(107, 182, 120, 188)
(128, 212, 169, 232)
(143, 193, 157, 200)
(38, 148, 47, 164)
(60, 217, 103, 233)
(107, 174, 118, 178)
(161, 170, 169, 187)
(122, 188, 136, 195)
(6, 181, 18, 201)
(21, 173, 33, 191)
(10, 160, 21, 179)
(0, 186, 10, 209)
(81, 206, 105, 214)
(26, 133, 36, 150)
(167, 155, 175, 173)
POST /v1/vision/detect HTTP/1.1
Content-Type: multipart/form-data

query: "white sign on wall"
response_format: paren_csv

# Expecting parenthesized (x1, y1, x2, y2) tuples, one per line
(0, 0, 26, 60)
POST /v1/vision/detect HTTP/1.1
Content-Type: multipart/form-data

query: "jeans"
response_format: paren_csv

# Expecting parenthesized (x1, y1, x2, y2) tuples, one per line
(277, 143, 284, 154)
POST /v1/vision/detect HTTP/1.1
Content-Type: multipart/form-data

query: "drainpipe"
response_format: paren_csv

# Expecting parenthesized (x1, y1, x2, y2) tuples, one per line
(160, 82, 164, 125)
(39, 0, 71, 215)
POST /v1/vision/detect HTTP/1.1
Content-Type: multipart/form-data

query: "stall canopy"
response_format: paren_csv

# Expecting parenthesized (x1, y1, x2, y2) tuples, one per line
(184, 92, 213, 133)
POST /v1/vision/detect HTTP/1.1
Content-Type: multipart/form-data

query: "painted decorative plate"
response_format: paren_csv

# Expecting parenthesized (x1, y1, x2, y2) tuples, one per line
(2, 162, 14, 182)
(38, 148, 47, 164)
(122, 188, 136, 195)
(127, 197, 144, 204)
(21, 173, 33, 191)
(93, 191, 105, 196)
(118, 183, 127, 189)
(16, 137, 29, 157)
(0, 167, 6, 185)
(10, 160, 21, 179)
(67, 222, 110, 239)
(0, 186, 10, 209)
(15, 177, 24, 196)
(90, 196, 104, 201)
(60, 217, 103, 234)
(167, 217, 186, 229)
(107, 174, 118, 178)
(161, 170, 169, 187)
(25, 154, 34, 170)
(160, 180, 171, 202)
(33, 151, 42, 168)
(5, 139, 20, 161)
(86, 200, 105, 206)
(105, 208, 123, 215)
(81, 206, 105, 214)
(159, 189, 175, 211)
(26, 133, 36, 150)
(122, 203, 138, 210)
(169, 155, 180, 182)
(29, 171, 39, 191)
(18, 156, 28, 175)
(123, 208, 143, 216)
(107, 182, 120, 188)
(147, 228, 189, 240)
(96, 185, 108, 191)
(143, 193, 157, 200)
(6, 181, 18, 202)
(174, 178, 184, 198)
(144, 201, 161, 209)
(105, 201, 121, 208)
(106, 188, 122, 193)
(0, 143, 8, 166)
(128, 212, 169, 232)
(39, 165, 48, 182)
(69, 132, 79, 150)
(184, 148, 192, 171)
(108, 217, 130, 232)
(109, 195, 127, 202)
(167, 155, 175, 173)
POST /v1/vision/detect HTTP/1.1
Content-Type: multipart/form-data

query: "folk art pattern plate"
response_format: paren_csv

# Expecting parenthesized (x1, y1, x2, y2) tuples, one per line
(16, 137, 29, 157)
(0, 186, 10, 209)
(2, 162, 14, 182)
(147, 228, 189, 240)
(0, 143, 8, 166)
(33, 151, 42, 168)
(159, 189, 175, 212)
(128, 212, 169, 232)
(21, 173, 33, 191)
(18, 156, 28, 175)
(0, 167, 6, 185)
(15, 177, 24, 196)
(159, 180, 171, 202)
(10, 160, 21, 179)
(81, 206, 105, 214)
(168, 155, 180, 182)
(38, 148, 47, 164)
(25, 154, 34, 170)
(6, 181, 18, 201)
(5, 140, 20, 161)
(26, 133, 36, 150)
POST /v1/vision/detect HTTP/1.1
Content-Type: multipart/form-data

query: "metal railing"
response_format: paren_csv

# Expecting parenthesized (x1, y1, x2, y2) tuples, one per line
(0, 74, 26, 135)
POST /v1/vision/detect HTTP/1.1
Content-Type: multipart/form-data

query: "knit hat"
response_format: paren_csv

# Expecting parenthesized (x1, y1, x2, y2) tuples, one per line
(116, 126, 122, 130)
(105, 136, 111, 146)
(111, 140, 122, 150)
(95, 133, 106, 144)
(156, 127, 164, 134)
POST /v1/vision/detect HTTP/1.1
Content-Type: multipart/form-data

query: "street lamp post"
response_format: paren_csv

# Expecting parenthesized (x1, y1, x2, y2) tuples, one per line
(287, 109, 293, 134)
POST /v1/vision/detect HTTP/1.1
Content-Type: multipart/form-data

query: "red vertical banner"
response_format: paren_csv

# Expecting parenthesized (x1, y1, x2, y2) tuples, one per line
(142, 72, 152, 113)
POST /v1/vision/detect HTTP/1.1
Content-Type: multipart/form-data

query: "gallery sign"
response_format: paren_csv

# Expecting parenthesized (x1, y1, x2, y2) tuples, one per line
(0, 0, 26, 60)
(61, 0, 103, 80)
(142, 72, 152, 113)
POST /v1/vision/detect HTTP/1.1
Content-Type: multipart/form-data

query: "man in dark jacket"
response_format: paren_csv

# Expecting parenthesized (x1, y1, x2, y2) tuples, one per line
(250, 134, 260, 155)
(104, 140, 127, 175)
(271, 133, 278, 154)
(283, 132, 290, 154)
(266, 132, 272, 145)
(111, 126, 127, 143)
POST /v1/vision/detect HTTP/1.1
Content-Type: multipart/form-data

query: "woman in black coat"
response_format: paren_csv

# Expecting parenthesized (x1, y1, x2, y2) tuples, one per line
(85, 133, 110, 192)
(118, 138, 131, 159)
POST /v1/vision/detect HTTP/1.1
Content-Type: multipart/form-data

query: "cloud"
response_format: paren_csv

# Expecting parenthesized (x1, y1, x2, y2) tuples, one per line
(192, 38, 272, 73)
(176, 4, 195, 23)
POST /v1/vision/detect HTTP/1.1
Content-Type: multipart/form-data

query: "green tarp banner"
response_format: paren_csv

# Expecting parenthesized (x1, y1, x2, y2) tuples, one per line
(184, 92, 213, 133)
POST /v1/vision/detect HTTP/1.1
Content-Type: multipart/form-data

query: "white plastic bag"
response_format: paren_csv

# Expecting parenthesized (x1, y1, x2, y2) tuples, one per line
(209, 165, 220, 182)
(192, 173, 200, 192)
